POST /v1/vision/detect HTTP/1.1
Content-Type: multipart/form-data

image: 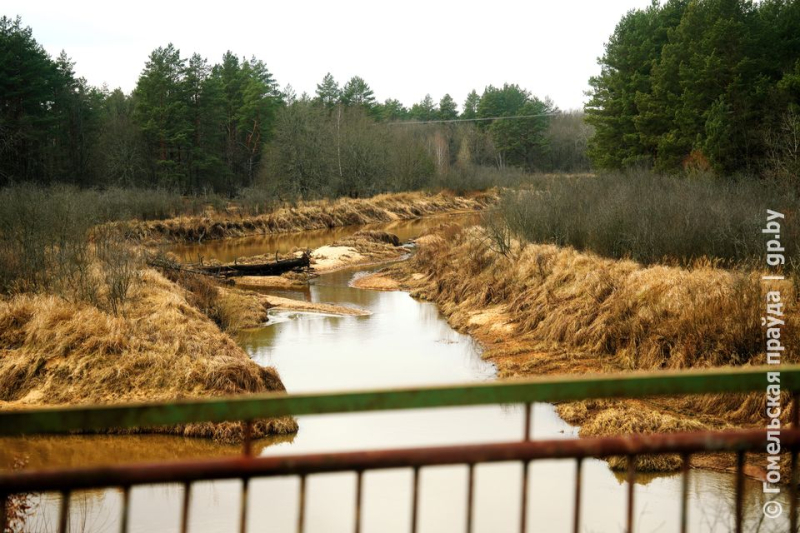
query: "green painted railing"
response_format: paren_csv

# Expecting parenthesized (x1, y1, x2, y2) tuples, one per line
(1, 365, 798, 437)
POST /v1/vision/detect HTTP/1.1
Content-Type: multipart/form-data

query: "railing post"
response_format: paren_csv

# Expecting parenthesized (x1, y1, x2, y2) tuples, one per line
(792, 392, 799, 533)
(573, 458, 583, 533)
(625, 456, 635, 533)
(180, 482, 192, 533)
(680, 453, 690, 533)
(411, 467, 420, 533)
(0, 492, 8, 533)
(734, 451, 745, 533)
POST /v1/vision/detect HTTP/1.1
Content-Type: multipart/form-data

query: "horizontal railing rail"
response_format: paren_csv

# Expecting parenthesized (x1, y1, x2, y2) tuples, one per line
(1, 365, 798, 436)
(1, 429, 795, 494)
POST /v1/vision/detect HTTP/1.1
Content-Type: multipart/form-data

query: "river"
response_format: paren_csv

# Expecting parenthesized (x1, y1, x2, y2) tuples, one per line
(4, 213, 787, 532)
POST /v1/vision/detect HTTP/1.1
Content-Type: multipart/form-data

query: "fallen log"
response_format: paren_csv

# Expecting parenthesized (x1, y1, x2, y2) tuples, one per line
(193, 253, 310, 278)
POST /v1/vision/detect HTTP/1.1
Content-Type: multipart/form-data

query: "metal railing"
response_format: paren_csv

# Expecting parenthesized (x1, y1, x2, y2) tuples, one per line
(1, 365, 799, 533)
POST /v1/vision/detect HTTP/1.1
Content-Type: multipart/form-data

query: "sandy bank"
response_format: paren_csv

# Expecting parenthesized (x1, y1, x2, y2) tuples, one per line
(259, 295, 369, 317)
(310, 230, 407, 274)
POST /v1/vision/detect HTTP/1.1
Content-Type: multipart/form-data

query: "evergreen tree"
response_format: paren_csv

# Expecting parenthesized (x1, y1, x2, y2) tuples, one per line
(462, 90, 480, 120)
(376, 99, 409, 121)
(315, 73, 340, 108)
(0, 16, 90, 185)
(133, 43, 190, 188)
(341, 76, 376, 109)
(438, 94, 458, 120)
(410, 94, 437, 121)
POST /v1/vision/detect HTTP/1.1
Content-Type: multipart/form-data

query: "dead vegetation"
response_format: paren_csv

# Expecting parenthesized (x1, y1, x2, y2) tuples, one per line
(0, 269, 296, 442)
(373, 224, 798, 471)
(122, 190, 496, 244)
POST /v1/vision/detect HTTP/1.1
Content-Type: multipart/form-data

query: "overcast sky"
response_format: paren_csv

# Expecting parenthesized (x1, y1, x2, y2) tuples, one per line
(6, 0, 652, 111)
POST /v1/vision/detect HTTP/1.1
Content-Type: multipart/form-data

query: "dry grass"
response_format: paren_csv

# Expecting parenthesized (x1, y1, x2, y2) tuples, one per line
(399, 226, 794, 372)
(122, 191, 496, 244)
(351, 272, 401, 291)
(161, 268, 270, 332)
(0, 268, 296, 442)
(557, 399, 715, 471)
(379, 225, 798, 470)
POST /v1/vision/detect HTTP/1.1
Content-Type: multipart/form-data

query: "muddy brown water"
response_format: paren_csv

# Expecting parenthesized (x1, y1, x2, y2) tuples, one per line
(4, 213, 789, 532)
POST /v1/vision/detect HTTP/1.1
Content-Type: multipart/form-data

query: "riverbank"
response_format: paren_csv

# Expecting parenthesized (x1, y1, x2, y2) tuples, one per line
(123, 190, 496, 245)
(0, 267, 297, 442)
(357, 224, 798, 474)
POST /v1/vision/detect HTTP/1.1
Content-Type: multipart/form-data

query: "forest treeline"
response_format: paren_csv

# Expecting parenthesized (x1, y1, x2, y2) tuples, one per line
(586, 0, 800, 177)
(3, 0, 799, 198)
(0, 16, 590, 197)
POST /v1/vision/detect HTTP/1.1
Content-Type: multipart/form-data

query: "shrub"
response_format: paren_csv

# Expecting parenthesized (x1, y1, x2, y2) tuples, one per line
(491, 172, 800, 268)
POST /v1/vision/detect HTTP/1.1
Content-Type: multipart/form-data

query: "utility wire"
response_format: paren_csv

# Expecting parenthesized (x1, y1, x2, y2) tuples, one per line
(385, 112, 559, 126)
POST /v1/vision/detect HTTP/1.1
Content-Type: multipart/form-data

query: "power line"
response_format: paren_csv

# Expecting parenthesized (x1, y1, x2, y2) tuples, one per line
(385, 113, 559, 126)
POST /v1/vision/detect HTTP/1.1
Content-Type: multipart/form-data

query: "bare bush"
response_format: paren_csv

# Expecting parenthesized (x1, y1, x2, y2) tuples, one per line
(491, 172, 800, 268)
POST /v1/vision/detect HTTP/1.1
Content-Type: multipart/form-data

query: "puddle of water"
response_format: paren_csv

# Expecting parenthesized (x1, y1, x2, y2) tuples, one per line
(7, 214, 790, 533)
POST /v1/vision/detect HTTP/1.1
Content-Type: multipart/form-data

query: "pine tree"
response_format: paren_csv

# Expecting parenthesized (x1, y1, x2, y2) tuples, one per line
(462, 90, 480, 120)
(133, 43, 191, 188)
(438, 94, 458, 120)
(315, 73, 340, 108)
(410, 94, 437, 121)
(341, 76, 376, 108)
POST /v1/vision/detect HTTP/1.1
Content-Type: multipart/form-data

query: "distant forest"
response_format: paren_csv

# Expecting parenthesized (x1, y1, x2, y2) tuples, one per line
(1, 0, 799, 198)
(0, 16, 589, 197)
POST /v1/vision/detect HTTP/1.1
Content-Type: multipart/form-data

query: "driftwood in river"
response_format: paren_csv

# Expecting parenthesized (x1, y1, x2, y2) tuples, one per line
(193, 252, 311, 278)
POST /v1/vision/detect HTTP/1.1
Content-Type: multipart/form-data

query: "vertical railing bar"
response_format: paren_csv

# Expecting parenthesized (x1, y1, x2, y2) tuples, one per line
(58, 490, 70, 533)
(523, 403, 532, 441)
(519, 461, 529, 533)
(297, 475, 306, 533)
(240, 477, 249, 533)
(180, 482, 192, 533)
(573, 458, 583, 533)
(354, 470, 363, 533)
(792, 392, 799, 533)
(466, 464, 475, 533)
(0, 492, 8, 533)
(680, 453, 690, 533)
(735, 451, 745, 533)
(120, 485, 130, 533)
(791, 447, 798, 533)
(411, 467, 420, 533)
(520, 400, 532, 533)
(243, 420, 253, 457)
(625, 455, 635, 533)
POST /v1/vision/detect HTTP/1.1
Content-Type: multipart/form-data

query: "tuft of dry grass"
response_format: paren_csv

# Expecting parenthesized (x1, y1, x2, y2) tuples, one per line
(0, 268, 296, 442)
(121, 191, 496, 244)
(557, 399, 714, 471)
(160, 268, 271, 332)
